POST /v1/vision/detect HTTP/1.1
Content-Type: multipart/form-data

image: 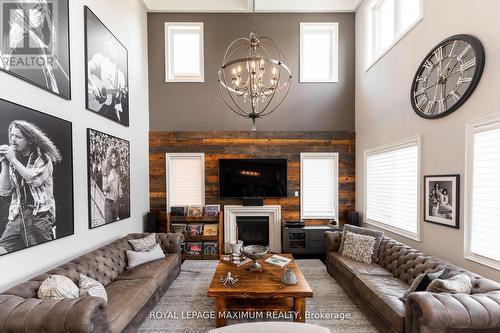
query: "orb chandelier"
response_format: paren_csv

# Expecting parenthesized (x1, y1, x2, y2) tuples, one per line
(217, 0, 292, 131)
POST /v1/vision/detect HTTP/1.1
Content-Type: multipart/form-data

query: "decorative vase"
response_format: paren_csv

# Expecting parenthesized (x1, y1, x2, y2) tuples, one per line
(281, 268, 298, 285)
(230, 240, 243, 254)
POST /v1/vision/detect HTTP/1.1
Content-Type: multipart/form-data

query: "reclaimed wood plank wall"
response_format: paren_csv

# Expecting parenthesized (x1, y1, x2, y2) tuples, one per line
(149, 131, 355, 228)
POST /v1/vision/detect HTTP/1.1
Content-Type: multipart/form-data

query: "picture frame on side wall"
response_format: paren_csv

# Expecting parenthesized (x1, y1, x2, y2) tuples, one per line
(0, 0, 71, 99)
(0, 98, 74, 256)
(424, 175, 460, 229)
(84, 6, 129, 126)
(87, 128, 130, 229)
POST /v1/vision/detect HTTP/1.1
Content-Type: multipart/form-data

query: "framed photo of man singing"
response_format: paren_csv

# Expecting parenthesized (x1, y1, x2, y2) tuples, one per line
(0, 98, 74, 256)
(87, 129, 130, 229)
(0, 0, 71, 99)
(424, 175, 460, 229)
(84, 6, 129, 126)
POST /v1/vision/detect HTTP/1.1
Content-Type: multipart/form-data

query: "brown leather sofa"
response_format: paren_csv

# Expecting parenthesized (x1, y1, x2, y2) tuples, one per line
(325, 230, 500, 333)
(0, 233, 183, 333)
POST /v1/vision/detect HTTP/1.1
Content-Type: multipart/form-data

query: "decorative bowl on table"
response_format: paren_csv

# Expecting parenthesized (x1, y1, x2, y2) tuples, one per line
(240, 245, 269, 272)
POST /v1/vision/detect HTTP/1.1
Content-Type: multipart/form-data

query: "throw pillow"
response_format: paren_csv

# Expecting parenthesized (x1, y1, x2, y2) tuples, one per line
(128, 233, 156, 252)
(339, 225, 384, 262)
(341, 231, 376, 264)
(400, 269, 446, 302)
(79, 274, 108, 302)
(126, 243, 165, 269)
(427, 273, 472, 294)
(37, 275, 79, 300)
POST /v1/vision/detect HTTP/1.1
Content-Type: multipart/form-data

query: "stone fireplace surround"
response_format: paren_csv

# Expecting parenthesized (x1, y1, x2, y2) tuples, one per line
(223, 205, 281, 253)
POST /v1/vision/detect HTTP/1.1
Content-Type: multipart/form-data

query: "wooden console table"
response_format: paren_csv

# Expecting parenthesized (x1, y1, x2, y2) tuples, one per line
(207, 254, 313, 327)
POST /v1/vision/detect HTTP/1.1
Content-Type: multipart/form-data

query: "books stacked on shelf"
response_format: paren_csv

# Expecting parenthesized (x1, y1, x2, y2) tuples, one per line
(185, 242, 203, 255)
(170, 206, 186, 216)
(187, 206, 203, 217)
(203, 241, 218, 256)
(186, 224, 203, 237)
(203, 205, 220, 216)
(265, 254, 292, 268)
(171, 205, 219, 217)
(171, 223, 186, 235)
(203, 224, 218, 236)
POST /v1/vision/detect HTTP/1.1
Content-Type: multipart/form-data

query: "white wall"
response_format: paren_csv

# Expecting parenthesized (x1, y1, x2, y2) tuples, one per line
(356, 0, 500, 281)
(0, 0, 149, 291)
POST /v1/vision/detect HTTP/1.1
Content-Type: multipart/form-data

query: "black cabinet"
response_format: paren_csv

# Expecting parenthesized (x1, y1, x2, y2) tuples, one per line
(282, 225, 339, 254)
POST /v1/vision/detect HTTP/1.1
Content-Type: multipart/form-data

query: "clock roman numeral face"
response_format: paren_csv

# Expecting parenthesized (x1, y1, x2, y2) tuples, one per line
(411, 35, 485, 119)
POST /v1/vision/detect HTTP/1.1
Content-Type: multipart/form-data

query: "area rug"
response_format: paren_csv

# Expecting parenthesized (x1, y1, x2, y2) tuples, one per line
(138, 260, 378, 333)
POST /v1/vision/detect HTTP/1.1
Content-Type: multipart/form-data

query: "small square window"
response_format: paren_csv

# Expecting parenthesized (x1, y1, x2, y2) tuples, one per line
(165, 22, 204, 82)
(300, 22, 339, 83)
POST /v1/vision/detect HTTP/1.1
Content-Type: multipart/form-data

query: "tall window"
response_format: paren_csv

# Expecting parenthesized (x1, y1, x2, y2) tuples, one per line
(300, 23, 339, 82)
(165, 22, 204, 82)
(365, 0, 423, 69)
(465, 116, 500, 269)
(166, 153, 205, 212)
(300, 153, 339, 220)
(364, 138, 420, 240)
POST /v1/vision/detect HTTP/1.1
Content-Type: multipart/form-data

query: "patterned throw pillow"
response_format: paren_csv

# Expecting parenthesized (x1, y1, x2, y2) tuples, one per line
(400, 269, 446, 302)
(427, 273, 472, 294)
(37, 275, 79, 300)
(341, 231, 376, 264)
(79, 274, 108, 302)
(339, 225, 384, 262)
(128, 233, 156, 252)
(126, 243, 165, 269)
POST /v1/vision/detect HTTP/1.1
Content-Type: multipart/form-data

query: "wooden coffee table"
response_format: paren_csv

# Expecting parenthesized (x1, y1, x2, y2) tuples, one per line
(207, 254, 313, 327)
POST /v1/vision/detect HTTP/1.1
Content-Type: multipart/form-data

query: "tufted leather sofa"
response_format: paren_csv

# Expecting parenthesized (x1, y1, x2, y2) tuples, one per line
(0, 233, 183, 333)
(325, 231, 500, 333)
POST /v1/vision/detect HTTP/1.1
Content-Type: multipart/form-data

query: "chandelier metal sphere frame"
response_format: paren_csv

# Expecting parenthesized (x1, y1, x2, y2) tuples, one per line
(217, 1, 292, 131)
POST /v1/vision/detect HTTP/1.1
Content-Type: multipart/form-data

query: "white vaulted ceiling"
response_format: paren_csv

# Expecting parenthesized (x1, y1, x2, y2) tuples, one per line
(142, 0, 363, 12)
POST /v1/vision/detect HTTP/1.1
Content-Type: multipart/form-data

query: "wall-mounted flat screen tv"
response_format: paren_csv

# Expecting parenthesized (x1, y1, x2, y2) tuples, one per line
(219, 159, 287, 198)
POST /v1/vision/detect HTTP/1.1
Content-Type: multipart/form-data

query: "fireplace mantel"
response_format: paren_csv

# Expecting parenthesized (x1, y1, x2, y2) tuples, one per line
(223, 205, 281, 253)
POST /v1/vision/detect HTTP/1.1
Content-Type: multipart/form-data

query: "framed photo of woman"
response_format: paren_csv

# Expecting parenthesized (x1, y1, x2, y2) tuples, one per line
(424, 175, 460, 228)
(87, 128, 130, 229)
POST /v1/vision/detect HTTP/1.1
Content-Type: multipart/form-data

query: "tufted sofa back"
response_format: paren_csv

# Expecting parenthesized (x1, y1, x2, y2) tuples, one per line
(376, 236, 500, 294)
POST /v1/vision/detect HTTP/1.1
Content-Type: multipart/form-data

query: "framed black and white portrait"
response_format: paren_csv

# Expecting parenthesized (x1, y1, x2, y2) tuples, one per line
(0, 98, 73, 256)
(84, 6, 129, 126)
(87, 128, 130, 229)
(424, 175, 460, 229)
(0, 0, 71, 99)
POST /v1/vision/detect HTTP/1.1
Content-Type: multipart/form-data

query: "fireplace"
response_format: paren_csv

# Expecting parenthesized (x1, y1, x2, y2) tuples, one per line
(236, 216, 269, 246)
(223, 205, 281, 253)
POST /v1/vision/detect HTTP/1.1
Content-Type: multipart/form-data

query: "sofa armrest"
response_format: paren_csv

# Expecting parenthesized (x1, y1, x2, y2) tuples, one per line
(405, 291, 500, 332)
(324, 231, 342, 253)
(0, 294, 107, 332)
(157, 232, 184, 254)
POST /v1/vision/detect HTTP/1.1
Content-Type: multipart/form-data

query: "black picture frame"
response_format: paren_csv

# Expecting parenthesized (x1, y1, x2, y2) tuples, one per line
(0, 0, 71, 99)
(87, 128, 130, 229)
(84, 6, 129, 126)
(0, 98, 74, 256)
(424, 174, 460, 229)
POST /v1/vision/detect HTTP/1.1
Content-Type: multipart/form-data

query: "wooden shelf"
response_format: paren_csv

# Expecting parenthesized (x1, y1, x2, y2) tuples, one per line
(170, 215, 219, 222)
(163, 210, 223, 261)
(184, 235, 219, 242)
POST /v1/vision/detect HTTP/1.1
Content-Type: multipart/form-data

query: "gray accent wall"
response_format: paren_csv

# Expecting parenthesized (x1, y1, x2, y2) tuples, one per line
(148, 13, 355, 131)
(356, 0, 500, 281)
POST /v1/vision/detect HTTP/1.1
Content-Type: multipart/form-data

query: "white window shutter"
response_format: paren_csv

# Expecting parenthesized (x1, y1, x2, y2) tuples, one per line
(365, 139, 419, 238)
(469, 127, 500, 263)
(166, 153, 205, 211)
(301, 153, 339, 219)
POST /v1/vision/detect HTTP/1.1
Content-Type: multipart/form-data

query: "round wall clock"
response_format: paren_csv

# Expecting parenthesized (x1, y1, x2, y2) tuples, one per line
(411, 34, 485, 119)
